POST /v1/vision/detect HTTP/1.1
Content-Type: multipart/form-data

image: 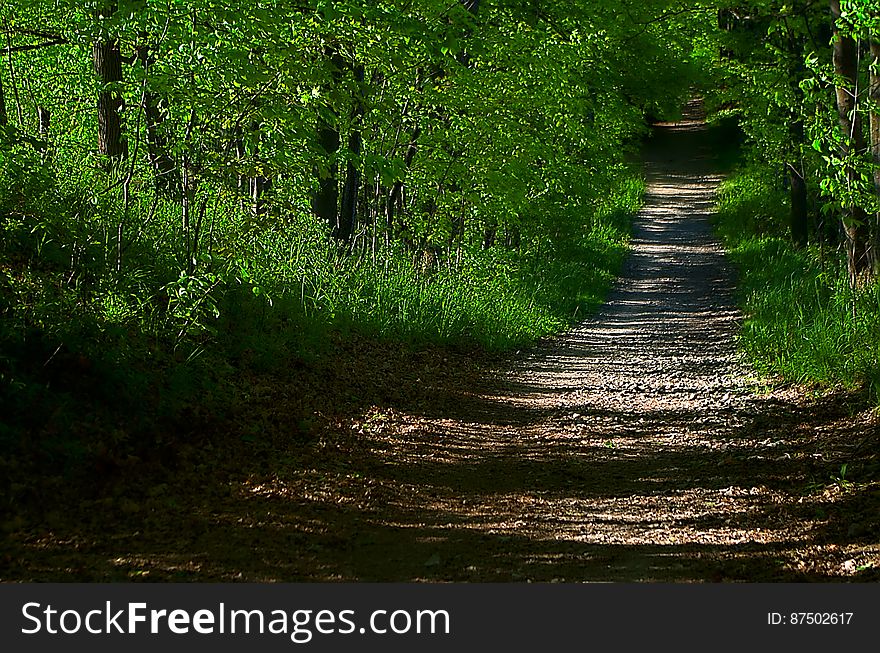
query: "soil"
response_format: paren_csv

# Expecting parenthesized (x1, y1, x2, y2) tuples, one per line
(3, 103, 879, 582)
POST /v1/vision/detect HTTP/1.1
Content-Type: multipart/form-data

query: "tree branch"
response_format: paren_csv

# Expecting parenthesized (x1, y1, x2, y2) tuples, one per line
(0, 39, 67, 55)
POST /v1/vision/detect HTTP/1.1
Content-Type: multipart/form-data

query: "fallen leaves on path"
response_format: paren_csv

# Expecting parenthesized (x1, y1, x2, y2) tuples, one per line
(3, 112, 879, 583)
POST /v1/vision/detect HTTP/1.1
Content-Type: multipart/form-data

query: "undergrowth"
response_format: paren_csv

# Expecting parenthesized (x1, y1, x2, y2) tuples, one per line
(0, 144, 637, 486)
(714, 163, 880, 396)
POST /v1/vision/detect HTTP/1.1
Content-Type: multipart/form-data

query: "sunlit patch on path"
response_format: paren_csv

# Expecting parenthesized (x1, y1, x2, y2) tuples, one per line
(10, 102, 878, 582)
(304, 101, 879, 581)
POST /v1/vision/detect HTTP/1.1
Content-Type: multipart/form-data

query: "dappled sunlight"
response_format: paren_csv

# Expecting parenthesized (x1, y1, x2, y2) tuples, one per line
(8, 103, 878, 584)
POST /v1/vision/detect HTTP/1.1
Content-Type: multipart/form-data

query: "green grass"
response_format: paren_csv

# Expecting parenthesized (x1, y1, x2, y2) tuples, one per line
(0, 143, 638, 477)
(226, 179, 637, 352)
(715, 164, 880, 395)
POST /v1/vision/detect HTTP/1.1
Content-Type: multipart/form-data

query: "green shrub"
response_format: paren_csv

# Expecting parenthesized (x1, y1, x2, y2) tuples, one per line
(715, 164, 880, 394)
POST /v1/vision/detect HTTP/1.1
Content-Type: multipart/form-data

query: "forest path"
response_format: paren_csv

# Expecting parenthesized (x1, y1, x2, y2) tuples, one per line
(269, 104, 875, 582)
(306, 105, 837, 581)
(231, 104, 873, 582)
(8, 104, 879, 583)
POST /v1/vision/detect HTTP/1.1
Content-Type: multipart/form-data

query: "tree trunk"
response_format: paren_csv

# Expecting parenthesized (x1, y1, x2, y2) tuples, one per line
(504, 226, 521, 249)
(93, 2, 126, 159)
(37, 106, 49, 135)
(482, 222, 497, 250)
(312, 47, 343, 234)
(457, 0, 481, 66)
(137, 40, 178, 194)
(788, 162, 808, 248)
(830, 0, 871, 286)
(232, 125, 246, 208)
(338, 64, 365, 244)
(386, 124, 420, 245)
(869, 38, 880, 275)
(313, 124, 340, 231)
(252, 174, 272, 217)
(246, 120, 273, 216)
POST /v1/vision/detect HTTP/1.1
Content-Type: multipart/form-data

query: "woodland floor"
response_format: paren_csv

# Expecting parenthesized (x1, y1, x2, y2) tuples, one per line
(3, 108, 880, 582)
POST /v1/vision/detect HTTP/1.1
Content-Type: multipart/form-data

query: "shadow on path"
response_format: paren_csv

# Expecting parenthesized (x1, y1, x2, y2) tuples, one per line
(6, 101, 879, 583)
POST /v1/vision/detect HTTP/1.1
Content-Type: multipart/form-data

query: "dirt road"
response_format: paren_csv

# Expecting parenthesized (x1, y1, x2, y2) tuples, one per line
(6, 107, 878, 582)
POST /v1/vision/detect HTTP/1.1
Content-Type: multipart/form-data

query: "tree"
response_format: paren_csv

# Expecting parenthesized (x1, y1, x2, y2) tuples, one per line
(338, 63, 364, 244)
(93, 1, 126, 159)
(0, 72, 7, 127)
(312, 46, 343, 237)
(866, 8, 880, 275)
(830, 0, 871, 285)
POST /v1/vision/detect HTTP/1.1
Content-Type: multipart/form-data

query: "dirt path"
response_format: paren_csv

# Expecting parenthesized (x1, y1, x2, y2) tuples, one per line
(196, 110, 876, 581)
(297, 109, 878, 582)
(281, 108, 876, 582)
(5, 108, 878, 582)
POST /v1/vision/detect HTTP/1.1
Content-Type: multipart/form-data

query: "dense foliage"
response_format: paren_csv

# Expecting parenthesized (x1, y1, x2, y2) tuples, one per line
(700, 0, 880, 392)
(0, 1, 700, 468)
(3, 0, 880, 475)
(715, 165, 880, 392)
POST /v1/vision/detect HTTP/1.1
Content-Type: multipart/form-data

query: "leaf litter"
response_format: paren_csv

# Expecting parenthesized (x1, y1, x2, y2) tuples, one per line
(2, 115, 878, 582)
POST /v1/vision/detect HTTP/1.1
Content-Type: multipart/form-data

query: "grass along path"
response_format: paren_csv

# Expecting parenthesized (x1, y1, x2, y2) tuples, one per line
(3, 106, 879, 582)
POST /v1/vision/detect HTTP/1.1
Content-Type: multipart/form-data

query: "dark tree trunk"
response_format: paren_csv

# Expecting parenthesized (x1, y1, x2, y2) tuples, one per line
(504, 226, 520, 249)
(482, 223, 496, 250)
(93, 3, 126, 160)
(457, 0, 481, 66)
(94, 38, 126, 158)
(788, 163, 808, 248)
(137, 41, 178, 194)
(869, 37, 880, 275)
(461, 0, 480, 12)
(233, 125, 246, 204)
(252, 174, 272, 217)
(312, 48, 344, 233)
(37, 106, 50, 135)
(338, 64, 365, 244)
(313, 125, 340, 231)
(830, 0, 871, 285)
